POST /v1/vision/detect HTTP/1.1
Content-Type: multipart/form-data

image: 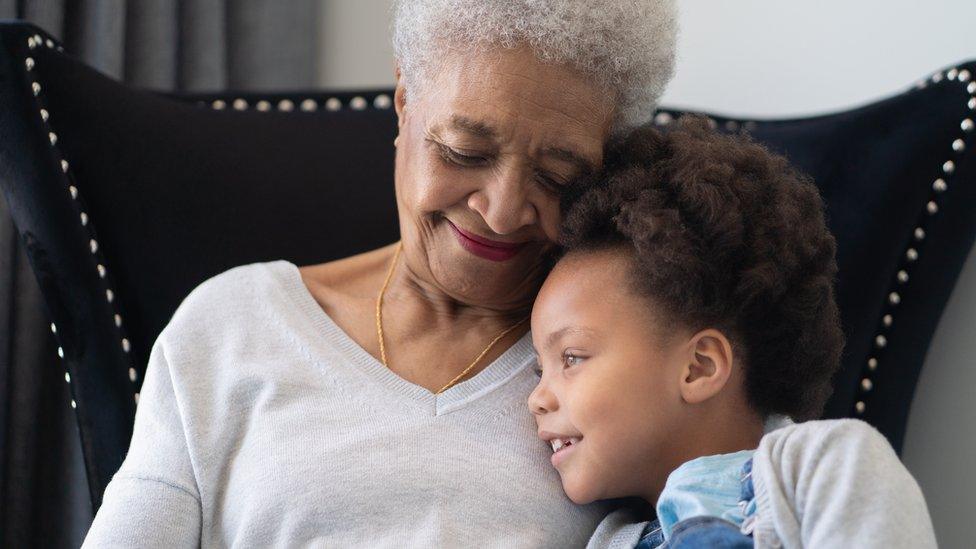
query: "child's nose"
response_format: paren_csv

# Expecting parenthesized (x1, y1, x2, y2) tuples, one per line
(528, 382, 558, 415)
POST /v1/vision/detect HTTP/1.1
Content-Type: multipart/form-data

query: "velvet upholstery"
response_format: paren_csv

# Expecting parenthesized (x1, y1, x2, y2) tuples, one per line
(1, 22, 974, 511)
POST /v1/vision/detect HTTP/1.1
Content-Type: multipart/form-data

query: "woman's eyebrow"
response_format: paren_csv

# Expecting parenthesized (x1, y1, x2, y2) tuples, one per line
(449, 115, 498, 139)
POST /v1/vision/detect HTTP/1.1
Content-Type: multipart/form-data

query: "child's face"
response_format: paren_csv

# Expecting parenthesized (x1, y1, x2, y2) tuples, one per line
(528, 248, 692, 505)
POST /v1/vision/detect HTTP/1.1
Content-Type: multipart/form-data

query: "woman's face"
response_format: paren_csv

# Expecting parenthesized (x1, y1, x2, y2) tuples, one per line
(393, 47, 615, 308)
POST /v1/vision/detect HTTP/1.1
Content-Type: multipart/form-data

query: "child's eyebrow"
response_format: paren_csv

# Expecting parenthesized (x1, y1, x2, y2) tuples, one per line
(544, 326, 599, 350)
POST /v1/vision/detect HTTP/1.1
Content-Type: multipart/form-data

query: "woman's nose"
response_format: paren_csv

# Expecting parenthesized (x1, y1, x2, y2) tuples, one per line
(467, 167, 538, 235)
(528, 381, 558, 416)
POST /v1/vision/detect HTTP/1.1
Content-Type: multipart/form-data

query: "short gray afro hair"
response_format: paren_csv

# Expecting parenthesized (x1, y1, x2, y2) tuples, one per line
(392, 0, 678, 135)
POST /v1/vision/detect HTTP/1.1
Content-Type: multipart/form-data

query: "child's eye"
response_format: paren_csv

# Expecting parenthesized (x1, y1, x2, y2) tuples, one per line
(562, 352, 585, 368)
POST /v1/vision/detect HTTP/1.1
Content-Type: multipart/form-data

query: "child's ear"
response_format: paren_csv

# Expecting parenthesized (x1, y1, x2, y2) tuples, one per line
(678, 329, 735, 405)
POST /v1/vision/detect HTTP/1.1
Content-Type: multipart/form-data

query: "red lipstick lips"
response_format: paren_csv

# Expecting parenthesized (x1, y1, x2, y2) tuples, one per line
(447, 220, 526, 262)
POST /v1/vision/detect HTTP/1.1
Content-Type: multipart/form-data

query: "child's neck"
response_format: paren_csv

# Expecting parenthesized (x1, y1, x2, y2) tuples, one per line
(642, 406, 764, 505)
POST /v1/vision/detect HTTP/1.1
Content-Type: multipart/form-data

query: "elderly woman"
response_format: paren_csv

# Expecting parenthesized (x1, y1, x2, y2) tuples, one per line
(83, 1, 677, 546)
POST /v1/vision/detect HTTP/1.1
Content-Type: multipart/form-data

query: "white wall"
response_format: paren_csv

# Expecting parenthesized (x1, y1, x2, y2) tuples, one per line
(317, 1, 976, 546)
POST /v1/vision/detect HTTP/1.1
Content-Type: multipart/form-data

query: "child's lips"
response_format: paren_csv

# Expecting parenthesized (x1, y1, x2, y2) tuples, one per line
(551, 438, 581, 468)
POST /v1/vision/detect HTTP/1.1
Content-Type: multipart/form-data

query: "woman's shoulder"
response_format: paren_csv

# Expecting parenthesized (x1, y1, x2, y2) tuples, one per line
(160, 259, 297, 343)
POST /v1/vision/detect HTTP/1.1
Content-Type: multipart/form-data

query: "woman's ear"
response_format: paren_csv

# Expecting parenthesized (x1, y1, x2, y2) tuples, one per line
(679, 329, 735, 405)
(394, 65, 407, 131)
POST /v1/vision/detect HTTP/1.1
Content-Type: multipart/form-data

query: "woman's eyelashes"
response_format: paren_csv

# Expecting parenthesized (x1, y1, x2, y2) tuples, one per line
(533, 351, 587, 378)
(430, 140, 569, 193)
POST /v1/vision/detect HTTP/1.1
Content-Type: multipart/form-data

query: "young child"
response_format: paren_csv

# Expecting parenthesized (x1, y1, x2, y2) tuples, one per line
(528, 119, 936, 548)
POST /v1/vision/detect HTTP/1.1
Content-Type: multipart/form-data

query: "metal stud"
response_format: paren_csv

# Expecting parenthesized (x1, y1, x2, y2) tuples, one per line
(969, 97, 976, 110)
(933, 178, 948, 193)
(861, 378, 873, 392)
(40, 108, 49, 122)
(89, 239, 98, 253)
(233, 98, 248, 111)
(325, 97, 341, 111)
(32, 81, 41, 95)
(97, 264, 106, 278)
(888, 292, 901, 305)
(953, 139, 966, 152)
(134, 393, 140, 404)
(373, 94, 392, 109)
(28, 36, 36, 49)
(211, 99, 226, 110)
(968, 82, 976, 94)
(897, 270, 909, 283)
(114, 314, 122, 327)
(56, 46, 63, 53)
(960, 69, 972, 82)
(301, 99, 318, 112)
(25, 57, 34, 71)
(33, 34, 42, 45)
(71, 399, 77, 409)
(65, 372, 71, 383)
(875, 334, 887, 348)
(883, 314, 893, 327)
(931, 72, 944, 83)
(963, 119, 974, 132)
(906, 248, 918, 262)
(926, 201, 939, 215)
(868, 358, 878, 371)
(256, 100, 271, 112)
(743, 121, 758, 132)
(855, 401, 866, 414)
(129, 367, 137, 382)
(350, 96, 367, 110)
(57, 346, 64, 358)
(106, 289, 114, 303)
(61, 159, 69, 172)
(48, 132, 57, 145)
(69, 185, 77, 199)
(948, 68, 959, 80)
(80, 212, 88, 226)
(277, 99, 294, 112)
(914, 79, 927, 90)
(121, 338, 131, 352)
(724, 120, 740, 132)
(914, 227, 926, 240)
(654, 112, 673, 125)
(45, 39, 53, 49)
(943, 160, 955, 174)
(50, 322, 57, 334)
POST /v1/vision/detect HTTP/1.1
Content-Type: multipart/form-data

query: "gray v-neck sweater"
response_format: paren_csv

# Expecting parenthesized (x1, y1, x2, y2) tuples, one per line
(83, 260, 609, 548)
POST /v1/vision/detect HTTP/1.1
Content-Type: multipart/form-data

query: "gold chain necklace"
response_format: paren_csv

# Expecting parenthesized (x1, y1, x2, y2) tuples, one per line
(375, 242, 528, 394)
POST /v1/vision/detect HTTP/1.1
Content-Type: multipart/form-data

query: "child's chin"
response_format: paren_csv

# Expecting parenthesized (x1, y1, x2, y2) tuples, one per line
(560, 475, 599, 505)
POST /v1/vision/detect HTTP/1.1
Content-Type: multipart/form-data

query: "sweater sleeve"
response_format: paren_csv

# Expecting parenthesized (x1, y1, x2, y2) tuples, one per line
(751, 419, 936, 548)
(82, 336, 202, 548)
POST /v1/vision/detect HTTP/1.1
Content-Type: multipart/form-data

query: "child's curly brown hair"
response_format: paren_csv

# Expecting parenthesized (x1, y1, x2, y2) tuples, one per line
(560, 117, 844, 420)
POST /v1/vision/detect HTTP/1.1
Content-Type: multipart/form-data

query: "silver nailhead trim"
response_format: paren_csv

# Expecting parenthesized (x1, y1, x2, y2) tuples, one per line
(40, 108, 48, 121)
(25, 57, 34, 70)
(129, 368, 137, 382)
(97, 264, 106, 278)
(65, 372, 71, 383)
(350, 96, 367, 110)
(959, 69, 971, 82)
(868, 358, 878, 371)
(943, 160, 955, 174)
(71, 399, 77, 409)
(277, 99, 294, 112)
(855, 401, 866, 414)
(374, 94, 392, 109)
(914, 227, 926, 240)
(233, 98, 248, 111)
(69, 185, 77, 199)
(57, 346, 64, 358)
(121, 338, 130, 352)
(134, 393, 140, 404)
(48, 132, 57, 145)
(897, 270, 909, 283)
(883, 314, 893, 327)
(926, 201, 938, 215)
(114, 314, 122, 327)
(969, 98, 976, 110)
(933, 178, 947, 192)
(89, 239, 98, 253)
(953, 139, 966, 152)
(888, 292, 901, 305)
(906, 248, 918, 262)
(875, 335, 887, 348)
(325, 97, 342, 111)
(45, 39, 53, 48)
(61, 159, 69, 172)
(256, 100, 271, 112)
(80, 212, 88, 225)
(32, 82, 40, 95)
(654, 112, 673, 125)
(963, 119, 974, 132)
(968, 82, 976, 94)
(50, 323, 57, 334)
(106, 289, 114, 303)
(212, 99, 226, 110)
(861, 378, 873, 391)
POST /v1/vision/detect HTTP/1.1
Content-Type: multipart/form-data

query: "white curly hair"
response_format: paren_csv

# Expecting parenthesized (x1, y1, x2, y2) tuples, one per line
(392, 0, 678, 135)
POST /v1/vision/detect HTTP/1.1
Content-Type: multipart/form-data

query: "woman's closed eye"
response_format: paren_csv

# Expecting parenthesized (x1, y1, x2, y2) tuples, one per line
(433, 141, 489, 167)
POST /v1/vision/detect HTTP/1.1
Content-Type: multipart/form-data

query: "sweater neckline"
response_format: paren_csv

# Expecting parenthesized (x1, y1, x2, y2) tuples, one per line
(271, 259, 536, 416)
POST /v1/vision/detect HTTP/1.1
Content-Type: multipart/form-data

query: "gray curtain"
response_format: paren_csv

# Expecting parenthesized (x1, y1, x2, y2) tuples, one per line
(0, 1, 319, 547)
